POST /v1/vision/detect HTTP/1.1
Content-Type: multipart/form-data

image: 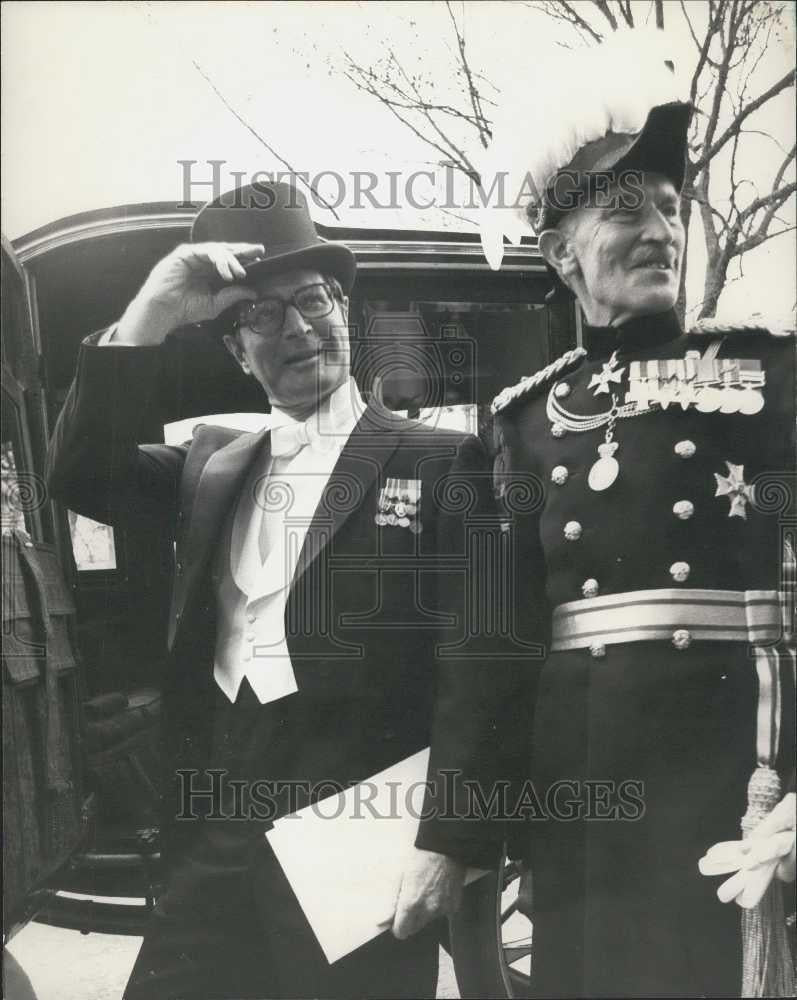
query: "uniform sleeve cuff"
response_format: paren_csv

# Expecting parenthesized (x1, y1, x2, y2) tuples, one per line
(414, 826, 503, 870)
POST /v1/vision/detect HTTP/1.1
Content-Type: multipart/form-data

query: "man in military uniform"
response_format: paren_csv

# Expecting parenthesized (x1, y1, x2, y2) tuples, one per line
(481, 31, 796, 998)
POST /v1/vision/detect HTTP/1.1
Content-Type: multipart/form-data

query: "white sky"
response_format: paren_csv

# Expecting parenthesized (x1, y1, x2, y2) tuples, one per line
(2, 1, 795, 320)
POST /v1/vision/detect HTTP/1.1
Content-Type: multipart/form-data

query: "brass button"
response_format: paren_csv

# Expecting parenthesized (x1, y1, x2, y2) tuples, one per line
(551, 422, 566, 438)
(554, 382, 571, 399)
(589, 642, 606, 659)
(670, 561, 691, 583)
(551, 465, 569, 486)
(673, 500, 695, 520)
(582, 578, 599, 598)
(564, 520, 582, 541)
(672, 628, 692, 650)
(674, 440, 696, 459)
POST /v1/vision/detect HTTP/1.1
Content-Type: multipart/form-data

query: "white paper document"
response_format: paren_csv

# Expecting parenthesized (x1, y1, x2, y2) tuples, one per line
(265, 747, 488, 963)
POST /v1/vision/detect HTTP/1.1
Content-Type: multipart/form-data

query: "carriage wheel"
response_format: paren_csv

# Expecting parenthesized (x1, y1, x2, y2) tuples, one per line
(448, 856, 532, 998)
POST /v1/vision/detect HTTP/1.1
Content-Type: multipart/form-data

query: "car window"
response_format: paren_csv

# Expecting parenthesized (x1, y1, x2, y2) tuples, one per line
(360, 299, 548, 415)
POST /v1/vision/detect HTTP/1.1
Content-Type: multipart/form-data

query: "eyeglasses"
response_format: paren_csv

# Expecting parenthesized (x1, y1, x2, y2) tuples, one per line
(234, 282, 339, 336)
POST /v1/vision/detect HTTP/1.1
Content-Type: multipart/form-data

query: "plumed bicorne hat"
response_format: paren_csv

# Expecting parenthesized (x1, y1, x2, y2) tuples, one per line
(191, 180, 356, 293)
(478, 29, 693, 271)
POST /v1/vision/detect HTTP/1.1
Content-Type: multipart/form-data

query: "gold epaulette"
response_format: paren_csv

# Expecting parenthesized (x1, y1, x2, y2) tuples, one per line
(491, 347, 587, 415)
(689, 315, 795, 338)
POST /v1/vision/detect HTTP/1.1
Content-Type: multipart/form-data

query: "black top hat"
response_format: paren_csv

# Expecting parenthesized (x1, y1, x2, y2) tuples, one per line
(191, 181, 356, 292)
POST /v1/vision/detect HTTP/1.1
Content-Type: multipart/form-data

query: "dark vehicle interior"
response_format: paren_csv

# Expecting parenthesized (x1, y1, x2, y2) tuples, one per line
(3, 208, 579, 993)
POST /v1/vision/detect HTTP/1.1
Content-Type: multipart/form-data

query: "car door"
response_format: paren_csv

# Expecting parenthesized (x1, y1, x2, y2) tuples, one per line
(6, 221, 179, 937)
(2, 236, 90, 938)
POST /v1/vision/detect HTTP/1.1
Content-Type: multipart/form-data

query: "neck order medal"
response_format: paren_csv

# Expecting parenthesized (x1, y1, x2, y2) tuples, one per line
(588, 438, 620, 492)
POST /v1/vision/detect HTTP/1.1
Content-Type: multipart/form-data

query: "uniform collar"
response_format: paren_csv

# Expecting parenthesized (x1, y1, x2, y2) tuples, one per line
(584, 308, 683, 360)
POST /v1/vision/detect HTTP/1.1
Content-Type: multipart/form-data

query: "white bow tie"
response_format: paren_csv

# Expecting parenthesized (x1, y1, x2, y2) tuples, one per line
(270, 419, 342, 459)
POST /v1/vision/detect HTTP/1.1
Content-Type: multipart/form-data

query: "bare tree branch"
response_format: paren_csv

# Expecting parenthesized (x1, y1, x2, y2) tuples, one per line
(343, 64, 476, 178)
(694, 68, 796, 171)
(388, 44, 483, 175)
(686, 190, 733, 238)
(770, 143, 797, 198)
(737, 178, 797, 229)
(445, 1, 491, 147)
(732, 222, 796, 256)
(192, 60, 341, 219)
(679, 0, 705, 54)
(699, 4, 735, 161)
(436, 204, 481, 227)
(738, 6, 774, 86)
(682, 0, 727, 106)
(537, 1, 604, 43)
(592, 0, 620, 31)
(329, 0, 794, 318)
(616, 0, 636, 27)
(341, 52, 480, 178)
(738, 128, 791, 156)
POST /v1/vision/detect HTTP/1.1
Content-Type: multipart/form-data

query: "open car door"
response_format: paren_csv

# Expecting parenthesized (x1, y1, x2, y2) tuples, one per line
(3, 230, 168, 942)
(2, 236, 89, 939)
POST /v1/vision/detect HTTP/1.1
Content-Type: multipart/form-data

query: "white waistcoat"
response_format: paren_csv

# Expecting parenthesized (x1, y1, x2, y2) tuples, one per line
(212, 379, 364, 704)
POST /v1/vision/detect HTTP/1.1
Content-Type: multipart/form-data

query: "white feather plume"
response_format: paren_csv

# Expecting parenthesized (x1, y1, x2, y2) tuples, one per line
(478, 28, 689, 269)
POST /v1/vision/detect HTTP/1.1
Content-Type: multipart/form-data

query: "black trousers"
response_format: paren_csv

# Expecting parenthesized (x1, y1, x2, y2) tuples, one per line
(124, 681, 439, 1000)
(529, 644, 751, 997)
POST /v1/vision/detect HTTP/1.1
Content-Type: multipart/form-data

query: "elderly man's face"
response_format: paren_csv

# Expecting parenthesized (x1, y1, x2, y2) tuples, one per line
(224, 267, 350, 416)
(553, 173, 684, 326)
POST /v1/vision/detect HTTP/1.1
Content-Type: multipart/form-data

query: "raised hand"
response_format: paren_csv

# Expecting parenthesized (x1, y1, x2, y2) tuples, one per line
(115, 242, 265, 345)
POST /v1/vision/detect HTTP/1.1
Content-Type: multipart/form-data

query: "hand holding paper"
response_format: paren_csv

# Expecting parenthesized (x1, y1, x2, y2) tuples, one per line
(391, 847, 466, 940)
(265, 749, 489, 963)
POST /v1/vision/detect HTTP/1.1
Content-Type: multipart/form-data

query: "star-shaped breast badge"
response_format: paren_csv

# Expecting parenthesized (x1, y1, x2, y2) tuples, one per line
(588, 360, 626, 396)
(714, 461, 755, 519)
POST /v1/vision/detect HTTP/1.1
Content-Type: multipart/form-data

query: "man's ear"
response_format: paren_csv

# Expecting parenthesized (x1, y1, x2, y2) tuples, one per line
(539, 228, 578, 286)
(222, 333, 251, 375)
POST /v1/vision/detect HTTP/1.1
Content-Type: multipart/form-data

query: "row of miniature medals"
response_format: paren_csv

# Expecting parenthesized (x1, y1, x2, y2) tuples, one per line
(546, 344, 766, 493)
(375, 478, 423, 532)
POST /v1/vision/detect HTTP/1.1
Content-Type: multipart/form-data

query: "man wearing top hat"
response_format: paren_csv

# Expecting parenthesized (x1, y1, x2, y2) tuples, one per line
(47, 181, 518, 998)
(481, 30, 796, 998)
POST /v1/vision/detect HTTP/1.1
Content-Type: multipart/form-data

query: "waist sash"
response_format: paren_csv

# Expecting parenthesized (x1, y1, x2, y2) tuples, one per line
(550, 588, 781, 651)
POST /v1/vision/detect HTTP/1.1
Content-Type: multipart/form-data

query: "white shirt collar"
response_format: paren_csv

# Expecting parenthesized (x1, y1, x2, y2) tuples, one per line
(268, 376, 365, 437)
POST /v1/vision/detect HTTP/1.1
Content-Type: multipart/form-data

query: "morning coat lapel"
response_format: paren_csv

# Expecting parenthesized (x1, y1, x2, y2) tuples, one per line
(177, 426, 270, 622)
(291, 401, 402, 590)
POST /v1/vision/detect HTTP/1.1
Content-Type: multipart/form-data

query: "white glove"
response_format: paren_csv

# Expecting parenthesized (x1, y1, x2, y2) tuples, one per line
(698, 793, 796, 908)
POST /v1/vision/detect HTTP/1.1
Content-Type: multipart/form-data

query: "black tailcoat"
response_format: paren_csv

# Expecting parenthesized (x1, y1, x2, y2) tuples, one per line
(47, 335, 528, 996)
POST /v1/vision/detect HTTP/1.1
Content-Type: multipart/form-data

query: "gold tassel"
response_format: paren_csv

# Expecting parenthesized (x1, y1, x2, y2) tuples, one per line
(740, 766, 796, 997)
